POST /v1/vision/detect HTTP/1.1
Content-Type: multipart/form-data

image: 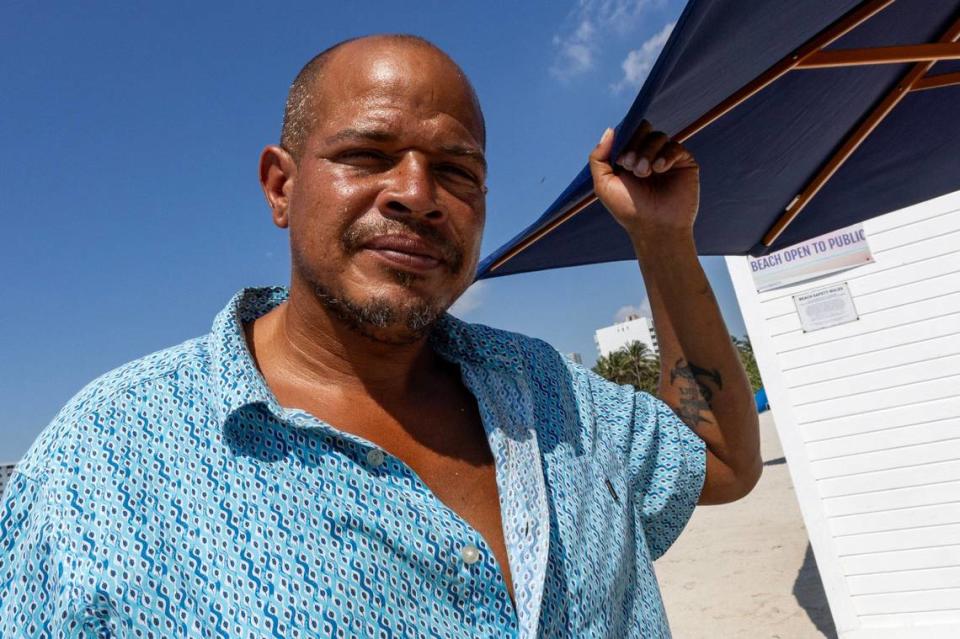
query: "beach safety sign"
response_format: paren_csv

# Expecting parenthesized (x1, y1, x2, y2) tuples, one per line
(749, 223, 873, 292)
(793, 282, 859, 332)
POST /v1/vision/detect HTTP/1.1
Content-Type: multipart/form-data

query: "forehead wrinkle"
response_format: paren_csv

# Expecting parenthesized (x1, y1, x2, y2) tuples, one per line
(324, 127, 398, 146)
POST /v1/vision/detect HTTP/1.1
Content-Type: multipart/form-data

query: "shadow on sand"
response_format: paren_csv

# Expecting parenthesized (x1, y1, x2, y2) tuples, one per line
(793, 543, 839, 638)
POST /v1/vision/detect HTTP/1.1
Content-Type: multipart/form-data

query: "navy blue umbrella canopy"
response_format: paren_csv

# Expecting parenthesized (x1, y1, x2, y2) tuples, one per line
(478, 0, 960, 280)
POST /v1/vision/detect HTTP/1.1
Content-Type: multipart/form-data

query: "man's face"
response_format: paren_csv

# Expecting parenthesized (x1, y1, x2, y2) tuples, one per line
(282, 42, 486, 344)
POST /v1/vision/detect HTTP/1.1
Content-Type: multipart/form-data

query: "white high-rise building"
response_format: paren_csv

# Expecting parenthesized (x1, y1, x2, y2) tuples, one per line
(0, 463, 16, 497)
(594, 314, 658, 358)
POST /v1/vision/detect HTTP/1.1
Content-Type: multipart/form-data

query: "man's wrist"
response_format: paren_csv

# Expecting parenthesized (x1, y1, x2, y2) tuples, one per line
(629, 226, 697, 264)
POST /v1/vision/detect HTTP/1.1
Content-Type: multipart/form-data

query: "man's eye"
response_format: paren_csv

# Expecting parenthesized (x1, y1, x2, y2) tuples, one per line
(436, 163, 478, 183)
(338, 150, 390, 164)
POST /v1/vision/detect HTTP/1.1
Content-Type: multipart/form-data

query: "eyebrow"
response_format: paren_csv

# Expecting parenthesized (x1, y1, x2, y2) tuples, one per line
(324, 128, 398, 146)
(324, 127, 487, 171)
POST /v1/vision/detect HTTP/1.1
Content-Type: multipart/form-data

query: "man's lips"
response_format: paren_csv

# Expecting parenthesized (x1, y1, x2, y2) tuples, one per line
(360, 235, 446, 270)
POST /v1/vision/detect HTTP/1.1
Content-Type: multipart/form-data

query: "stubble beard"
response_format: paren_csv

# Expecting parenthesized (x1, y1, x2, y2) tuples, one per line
(310, 276, 447, 346)
(292, 216, 469, 345)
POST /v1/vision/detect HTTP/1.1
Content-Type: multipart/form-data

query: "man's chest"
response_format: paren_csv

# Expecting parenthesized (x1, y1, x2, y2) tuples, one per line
(287, 389, 515, 595)
(85, 394, 654, 638)
(94, 422, 520, 638)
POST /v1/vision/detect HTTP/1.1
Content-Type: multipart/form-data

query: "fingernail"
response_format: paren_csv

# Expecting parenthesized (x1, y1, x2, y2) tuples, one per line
(635, 157, 650, 175)
(621, 151, 637, 169)
(601, 127, 613, 144)
(654, 158, 666, 172)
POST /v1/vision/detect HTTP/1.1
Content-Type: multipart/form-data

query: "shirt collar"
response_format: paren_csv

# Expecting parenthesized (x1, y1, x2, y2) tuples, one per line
(208, 286, 289, 425)
(208, 286, 525, 425)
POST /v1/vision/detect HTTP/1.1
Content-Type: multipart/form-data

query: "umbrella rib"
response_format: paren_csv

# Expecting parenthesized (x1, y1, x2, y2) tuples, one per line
(484, 191, 598, 273)
(798, 43, 960, 68)
(761, 12, 960, 248)
(486, 0, 896, 274)
(675, 0, 897, 142)
(913, 71, 960, 91)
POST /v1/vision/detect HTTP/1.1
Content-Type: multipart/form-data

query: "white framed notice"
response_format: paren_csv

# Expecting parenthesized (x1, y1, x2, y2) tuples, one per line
(792, 282, 859, 332)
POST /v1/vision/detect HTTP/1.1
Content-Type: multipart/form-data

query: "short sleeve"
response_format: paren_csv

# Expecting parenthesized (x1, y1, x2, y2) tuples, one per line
(0, 471, 89, 637)
(627, 391, 707, 560)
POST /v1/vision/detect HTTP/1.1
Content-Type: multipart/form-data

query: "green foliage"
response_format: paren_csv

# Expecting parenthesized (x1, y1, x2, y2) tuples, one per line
(592, 341, 660, 394)
(732, 335, 763, 392)
(591, 336, 764, 395)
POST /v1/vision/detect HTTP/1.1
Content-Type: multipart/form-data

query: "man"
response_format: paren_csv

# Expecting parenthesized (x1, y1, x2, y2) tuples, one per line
(0, 35, 760, 637)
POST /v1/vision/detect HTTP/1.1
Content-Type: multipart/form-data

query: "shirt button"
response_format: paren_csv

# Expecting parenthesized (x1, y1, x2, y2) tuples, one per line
(366, 449, 385, 468)
(460, 544, 481, 565)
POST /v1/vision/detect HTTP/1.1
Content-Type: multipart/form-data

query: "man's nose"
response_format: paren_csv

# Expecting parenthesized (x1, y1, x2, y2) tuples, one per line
(377, 153, 444, 222)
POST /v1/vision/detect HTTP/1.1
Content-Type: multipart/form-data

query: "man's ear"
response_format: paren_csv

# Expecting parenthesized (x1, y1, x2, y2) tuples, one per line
(259, 145, 297, 228)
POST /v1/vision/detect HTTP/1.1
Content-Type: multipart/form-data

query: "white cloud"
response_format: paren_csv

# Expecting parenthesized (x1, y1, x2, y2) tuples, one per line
(448, 281, 488, 317)
(550, 0, 660, 82)
(550, 0, 665, 82)
(594, 0, 660, 33)
(550, 20, 597, 80)
(611, 21, 674, 93)
(575, 19, 596, 42)
(613, 298, 652, 323)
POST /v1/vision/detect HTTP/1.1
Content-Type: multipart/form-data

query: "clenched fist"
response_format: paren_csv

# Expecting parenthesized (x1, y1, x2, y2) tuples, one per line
(589, 121, 700, 244)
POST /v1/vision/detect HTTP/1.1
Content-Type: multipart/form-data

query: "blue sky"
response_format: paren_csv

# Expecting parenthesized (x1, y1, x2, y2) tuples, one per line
(0, 0, 746, 461)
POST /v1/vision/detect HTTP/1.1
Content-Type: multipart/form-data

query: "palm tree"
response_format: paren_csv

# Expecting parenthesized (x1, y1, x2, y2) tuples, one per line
(592, 351, 623, 384)
(623, 341, 660, 394)
(593, 341, 660, 394)
(595, 335, 762, 395)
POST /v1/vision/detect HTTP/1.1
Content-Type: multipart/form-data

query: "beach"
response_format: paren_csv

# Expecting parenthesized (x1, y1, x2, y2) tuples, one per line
(655, 411, 838, 638)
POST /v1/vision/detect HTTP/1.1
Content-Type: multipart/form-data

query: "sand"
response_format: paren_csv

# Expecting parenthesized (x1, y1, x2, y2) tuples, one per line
(654, 411, 838, 638)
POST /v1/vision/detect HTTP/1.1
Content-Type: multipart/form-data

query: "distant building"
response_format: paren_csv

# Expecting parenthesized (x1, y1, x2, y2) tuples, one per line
(594, 314, 658, 358)
(563, 352, 583, 365)
(0, 463, 16, 497)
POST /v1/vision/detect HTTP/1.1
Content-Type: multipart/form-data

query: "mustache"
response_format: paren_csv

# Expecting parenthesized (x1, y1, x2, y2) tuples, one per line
(341, 218, 465, 272)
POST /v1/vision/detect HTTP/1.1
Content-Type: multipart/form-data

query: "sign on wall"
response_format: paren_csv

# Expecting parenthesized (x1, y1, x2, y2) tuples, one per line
(749, 224, 873, 292)
(793, 282, 859, 332)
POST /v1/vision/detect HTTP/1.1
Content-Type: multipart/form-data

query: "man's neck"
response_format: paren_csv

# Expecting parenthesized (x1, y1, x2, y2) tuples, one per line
(245, 286, 444, 404)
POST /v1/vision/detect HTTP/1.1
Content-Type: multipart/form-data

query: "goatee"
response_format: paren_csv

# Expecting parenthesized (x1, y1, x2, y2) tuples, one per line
(310, 280, 444, 345)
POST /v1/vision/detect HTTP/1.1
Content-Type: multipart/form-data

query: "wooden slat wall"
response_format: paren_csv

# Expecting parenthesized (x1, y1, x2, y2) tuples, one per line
(726, 190, 960, 637)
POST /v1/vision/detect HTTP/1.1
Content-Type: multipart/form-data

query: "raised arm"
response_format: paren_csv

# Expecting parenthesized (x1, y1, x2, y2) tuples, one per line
(588, 123, 762, 504)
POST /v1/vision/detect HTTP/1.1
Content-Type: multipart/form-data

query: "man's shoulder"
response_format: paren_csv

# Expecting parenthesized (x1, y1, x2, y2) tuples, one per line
(438, 314, 622, 399)
(76, 335, 210, 405)
(436, 314, 570, 375)
(441, 315, 642, 402)
(16, 334, 212, 481)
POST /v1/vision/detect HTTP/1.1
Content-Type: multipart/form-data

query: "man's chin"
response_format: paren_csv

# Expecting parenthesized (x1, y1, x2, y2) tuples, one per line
(312, 282, 448, 345)
(352, 321, 435, 346)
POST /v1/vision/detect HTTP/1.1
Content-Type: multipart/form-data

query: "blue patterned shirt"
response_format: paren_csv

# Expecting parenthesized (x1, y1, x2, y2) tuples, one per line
(0, 287, 705, 638)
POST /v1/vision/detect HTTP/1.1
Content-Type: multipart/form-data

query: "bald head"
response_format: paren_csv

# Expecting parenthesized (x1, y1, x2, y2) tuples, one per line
(280, 35, 485, 161)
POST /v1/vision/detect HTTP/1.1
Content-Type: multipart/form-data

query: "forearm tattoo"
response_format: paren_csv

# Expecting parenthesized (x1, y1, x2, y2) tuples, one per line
(669, 358, 723, 429)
